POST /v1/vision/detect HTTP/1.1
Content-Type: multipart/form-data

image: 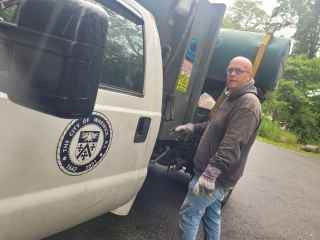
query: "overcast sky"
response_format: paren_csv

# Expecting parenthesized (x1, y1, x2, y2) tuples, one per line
(209, 0, 295, 38)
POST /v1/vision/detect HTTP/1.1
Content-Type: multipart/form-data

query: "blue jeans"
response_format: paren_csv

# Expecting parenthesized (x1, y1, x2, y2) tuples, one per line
(179, 175, 228, 240)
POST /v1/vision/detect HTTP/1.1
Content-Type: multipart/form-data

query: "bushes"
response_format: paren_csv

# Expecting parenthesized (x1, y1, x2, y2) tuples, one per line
(258, 116, 298, 145)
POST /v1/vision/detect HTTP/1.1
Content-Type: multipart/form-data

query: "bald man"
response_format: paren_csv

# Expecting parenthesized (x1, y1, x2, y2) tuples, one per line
(171, 57, 262, 240)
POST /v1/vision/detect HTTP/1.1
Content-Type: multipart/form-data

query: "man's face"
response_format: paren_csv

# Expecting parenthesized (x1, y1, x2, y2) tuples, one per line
(227, 58, 252, 94)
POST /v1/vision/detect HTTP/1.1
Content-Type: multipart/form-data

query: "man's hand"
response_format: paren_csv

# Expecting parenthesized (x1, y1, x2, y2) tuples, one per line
(193, 164, 221, 197)
(169, 123, 194, 141)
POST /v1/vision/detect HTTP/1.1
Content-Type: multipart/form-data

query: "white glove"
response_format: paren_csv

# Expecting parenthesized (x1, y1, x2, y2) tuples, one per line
(193, 164, 221, 197)
(169, 123, 194, 141)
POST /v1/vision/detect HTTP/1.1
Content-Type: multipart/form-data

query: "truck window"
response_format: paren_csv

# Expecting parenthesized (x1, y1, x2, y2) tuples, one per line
(86, 0, 144, 95)
(0, 3, 20, 23)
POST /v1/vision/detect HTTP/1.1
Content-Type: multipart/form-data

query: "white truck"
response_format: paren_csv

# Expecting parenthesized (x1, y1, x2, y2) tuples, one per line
(0, 0, 290, 239)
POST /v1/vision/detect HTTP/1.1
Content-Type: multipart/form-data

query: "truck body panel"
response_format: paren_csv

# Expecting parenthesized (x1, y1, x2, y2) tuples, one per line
(136, 0, 226, 140)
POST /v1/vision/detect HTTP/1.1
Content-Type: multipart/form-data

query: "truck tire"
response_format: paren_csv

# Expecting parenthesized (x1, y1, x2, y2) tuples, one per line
(221, 189, 233, 208)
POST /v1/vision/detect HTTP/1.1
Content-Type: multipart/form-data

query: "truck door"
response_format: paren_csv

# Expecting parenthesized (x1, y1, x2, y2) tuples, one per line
(0, 0, 162, 239)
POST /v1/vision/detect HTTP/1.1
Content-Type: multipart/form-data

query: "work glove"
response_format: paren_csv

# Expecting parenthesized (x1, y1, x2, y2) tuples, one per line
(193, 163, 221, 197)
(169, 123, 194, 141)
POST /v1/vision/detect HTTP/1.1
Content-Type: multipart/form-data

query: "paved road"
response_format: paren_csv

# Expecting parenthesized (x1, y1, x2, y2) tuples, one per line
(45, 141, 320, 240)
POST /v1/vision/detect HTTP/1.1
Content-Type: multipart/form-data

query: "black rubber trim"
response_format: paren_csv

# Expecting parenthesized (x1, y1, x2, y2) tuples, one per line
(99, 84, 144, 98)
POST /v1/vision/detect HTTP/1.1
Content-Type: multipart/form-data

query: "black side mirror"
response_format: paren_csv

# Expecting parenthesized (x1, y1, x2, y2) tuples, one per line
(0, 0, 108, 118)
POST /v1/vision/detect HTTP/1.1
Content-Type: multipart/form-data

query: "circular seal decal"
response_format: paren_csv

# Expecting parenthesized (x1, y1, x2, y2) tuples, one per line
(57, 112, 112, 176)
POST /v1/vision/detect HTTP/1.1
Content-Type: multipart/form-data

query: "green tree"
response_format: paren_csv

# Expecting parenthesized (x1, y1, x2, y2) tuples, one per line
(262, 93, 288, 124)
(263, 55, 320, 144)
(270, 0, 320, 59)
(221, 0, 269, 32)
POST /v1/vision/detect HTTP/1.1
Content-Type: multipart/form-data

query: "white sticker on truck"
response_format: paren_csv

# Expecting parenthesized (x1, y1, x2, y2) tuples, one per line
(181, 59, 193, 78)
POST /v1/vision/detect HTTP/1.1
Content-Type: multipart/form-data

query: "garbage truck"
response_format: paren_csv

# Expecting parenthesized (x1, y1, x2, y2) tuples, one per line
(0, 0, 291, 239)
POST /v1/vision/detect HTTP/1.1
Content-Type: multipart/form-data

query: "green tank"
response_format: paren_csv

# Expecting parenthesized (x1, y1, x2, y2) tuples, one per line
(207, 29, 291, 92)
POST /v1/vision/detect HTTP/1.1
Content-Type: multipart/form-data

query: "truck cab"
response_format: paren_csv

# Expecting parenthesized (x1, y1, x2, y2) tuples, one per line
(0, 0, 163, 239)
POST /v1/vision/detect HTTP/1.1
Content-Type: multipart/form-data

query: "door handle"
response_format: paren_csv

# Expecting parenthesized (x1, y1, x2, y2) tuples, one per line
(134, 117, 151, 143)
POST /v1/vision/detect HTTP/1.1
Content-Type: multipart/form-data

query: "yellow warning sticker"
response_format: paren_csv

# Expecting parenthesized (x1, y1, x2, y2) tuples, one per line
(177, 75, 189, 92)
(168, 18, 174, 26)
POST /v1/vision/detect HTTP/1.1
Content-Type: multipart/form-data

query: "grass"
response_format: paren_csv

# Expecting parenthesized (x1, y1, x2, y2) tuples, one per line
(258, 117, 298, 144)
(257, 117, 320, 158)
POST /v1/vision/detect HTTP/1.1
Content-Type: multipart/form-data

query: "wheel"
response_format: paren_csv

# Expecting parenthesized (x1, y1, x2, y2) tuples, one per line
(221, 189, 233, 208)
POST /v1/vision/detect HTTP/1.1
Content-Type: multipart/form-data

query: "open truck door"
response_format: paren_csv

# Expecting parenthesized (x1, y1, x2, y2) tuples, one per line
(0, 0, 162, 239)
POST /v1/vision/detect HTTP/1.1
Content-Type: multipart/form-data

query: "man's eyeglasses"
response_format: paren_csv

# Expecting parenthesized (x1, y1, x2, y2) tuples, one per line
(226, 68, 251, 75)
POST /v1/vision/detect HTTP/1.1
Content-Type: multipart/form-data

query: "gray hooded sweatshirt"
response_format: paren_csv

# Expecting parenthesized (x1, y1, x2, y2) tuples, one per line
(193, 79, 261, 188)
